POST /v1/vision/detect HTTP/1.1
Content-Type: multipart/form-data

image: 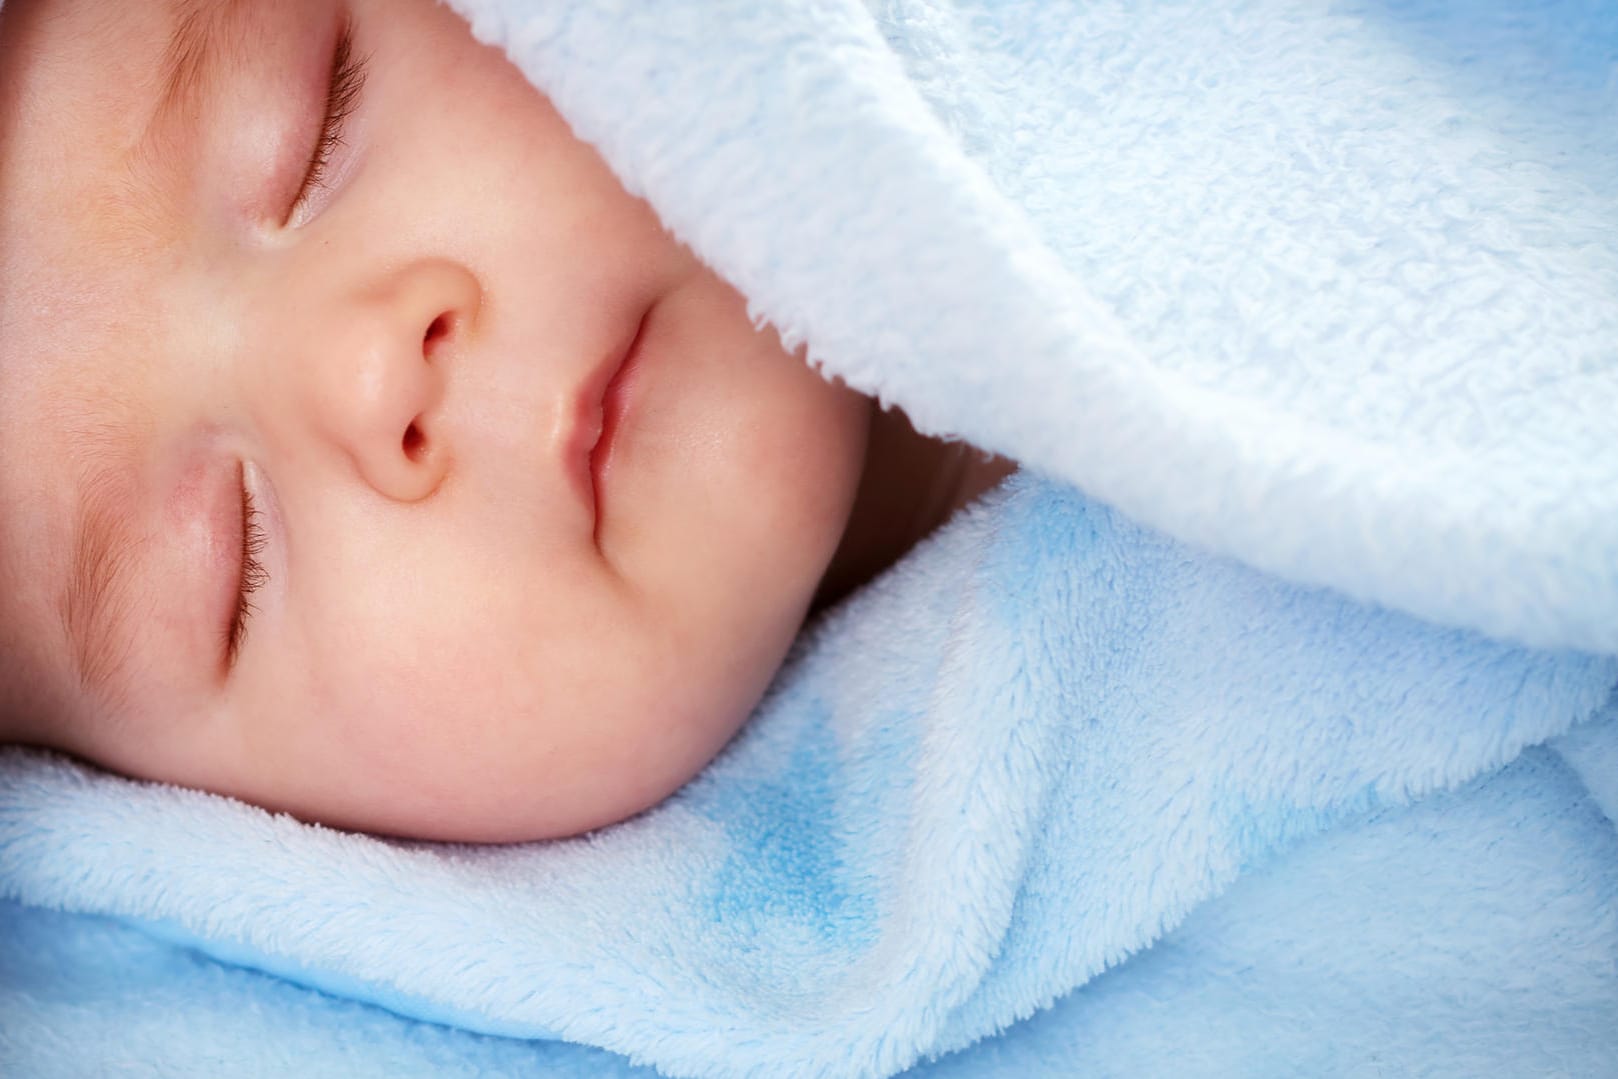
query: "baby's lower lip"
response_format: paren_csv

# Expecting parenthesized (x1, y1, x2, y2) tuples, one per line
(584, 309, 650, 530)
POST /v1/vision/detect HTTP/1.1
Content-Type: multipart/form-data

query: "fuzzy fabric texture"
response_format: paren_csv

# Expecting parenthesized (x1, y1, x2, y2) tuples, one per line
(4, 0, 1618, 1076)
(447, 0, 1618, 653)
(5, 738, 1616, 1078)
(3, 478, 1615, 1077)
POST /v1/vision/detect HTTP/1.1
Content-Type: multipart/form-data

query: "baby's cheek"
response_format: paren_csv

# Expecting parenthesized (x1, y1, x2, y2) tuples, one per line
(224, 586, 770, 839)
(242, 596, 639, 837)
(726, 376, 870, 602)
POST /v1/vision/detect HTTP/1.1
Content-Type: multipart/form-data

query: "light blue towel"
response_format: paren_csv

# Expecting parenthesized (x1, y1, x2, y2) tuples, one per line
(455, 0, 1618, 653)
(4, 1, 1617, 1076)
(4, 478, 1615, 1076)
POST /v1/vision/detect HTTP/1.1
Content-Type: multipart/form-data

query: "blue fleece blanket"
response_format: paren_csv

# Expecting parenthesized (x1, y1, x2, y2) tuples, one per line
(4, 1, 1618, 1076)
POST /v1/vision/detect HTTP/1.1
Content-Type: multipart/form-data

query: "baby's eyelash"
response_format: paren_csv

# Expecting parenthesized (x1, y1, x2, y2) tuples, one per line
(228, 480, 270, 666)
(291, 23, 367, 215)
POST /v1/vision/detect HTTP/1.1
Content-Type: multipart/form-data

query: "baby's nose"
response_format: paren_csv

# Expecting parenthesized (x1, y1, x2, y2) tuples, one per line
(307, 259, 480, 503)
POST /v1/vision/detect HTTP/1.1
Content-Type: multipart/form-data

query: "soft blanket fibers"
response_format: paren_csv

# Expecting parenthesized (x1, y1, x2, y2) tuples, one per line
(3, 479, 1615, 1076)
(466, 0, 1618, 653)
(5, 739, 1616, 1077)
(3, 0, 1618, 1075)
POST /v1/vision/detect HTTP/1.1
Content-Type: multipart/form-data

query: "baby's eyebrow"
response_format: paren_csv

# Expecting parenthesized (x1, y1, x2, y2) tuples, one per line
(121, 0, 250, 247)
(58, 456, 142, 710)
(139, 0, 248, 155)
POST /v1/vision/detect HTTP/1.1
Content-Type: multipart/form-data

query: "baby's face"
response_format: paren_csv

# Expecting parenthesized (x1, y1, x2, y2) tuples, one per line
(0, 0, 869, 840)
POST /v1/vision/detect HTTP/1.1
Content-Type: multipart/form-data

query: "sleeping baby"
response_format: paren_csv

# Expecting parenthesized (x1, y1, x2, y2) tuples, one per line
(0, 0, 1012, 841)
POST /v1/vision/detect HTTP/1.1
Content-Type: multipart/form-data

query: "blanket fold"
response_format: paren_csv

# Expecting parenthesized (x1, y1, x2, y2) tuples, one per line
(458, 0, 1618, 652)
(3, 1, 1617, 1076)
(3, 477, 1614, 1077)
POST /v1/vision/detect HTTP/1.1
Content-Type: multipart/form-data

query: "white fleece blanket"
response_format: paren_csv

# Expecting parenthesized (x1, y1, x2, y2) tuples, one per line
(458, 0, 1618, 654)
(3, 1, 1617, 1077)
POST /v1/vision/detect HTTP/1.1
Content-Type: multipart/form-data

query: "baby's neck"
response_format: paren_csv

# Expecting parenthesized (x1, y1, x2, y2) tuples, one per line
(813, 404, 1016, 611)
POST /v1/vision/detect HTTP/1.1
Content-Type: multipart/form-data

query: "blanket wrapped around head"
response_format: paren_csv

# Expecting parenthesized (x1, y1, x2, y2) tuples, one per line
(3, 1, 1617, 1077)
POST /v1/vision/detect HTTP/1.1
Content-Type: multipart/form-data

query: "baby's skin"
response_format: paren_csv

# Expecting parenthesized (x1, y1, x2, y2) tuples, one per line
(0, 0, 1009, 841)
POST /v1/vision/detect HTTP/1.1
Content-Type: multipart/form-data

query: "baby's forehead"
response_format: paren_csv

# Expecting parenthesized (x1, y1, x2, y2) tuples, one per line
(0, 6, 178, 379)
(1, 0, 179, 211)
(0, 376, 90, 744)
(0, 2, 178, 731)
(0, 324, 154, 752)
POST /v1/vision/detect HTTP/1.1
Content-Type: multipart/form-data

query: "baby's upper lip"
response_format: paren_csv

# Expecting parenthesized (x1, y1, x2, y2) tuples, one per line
(568, 311, 647, 513)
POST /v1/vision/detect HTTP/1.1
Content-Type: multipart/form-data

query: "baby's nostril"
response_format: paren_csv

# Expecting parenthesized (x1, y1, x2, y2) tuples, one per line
(403, 421, 426, 461)
(424, 314, 451, 349)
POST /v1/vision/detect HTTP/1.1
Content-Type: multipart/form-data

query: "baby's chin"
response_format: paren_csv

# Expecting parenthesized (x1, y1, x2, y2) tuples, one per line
(365, 735, 740, 844)
(316, 678, 767, 844)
